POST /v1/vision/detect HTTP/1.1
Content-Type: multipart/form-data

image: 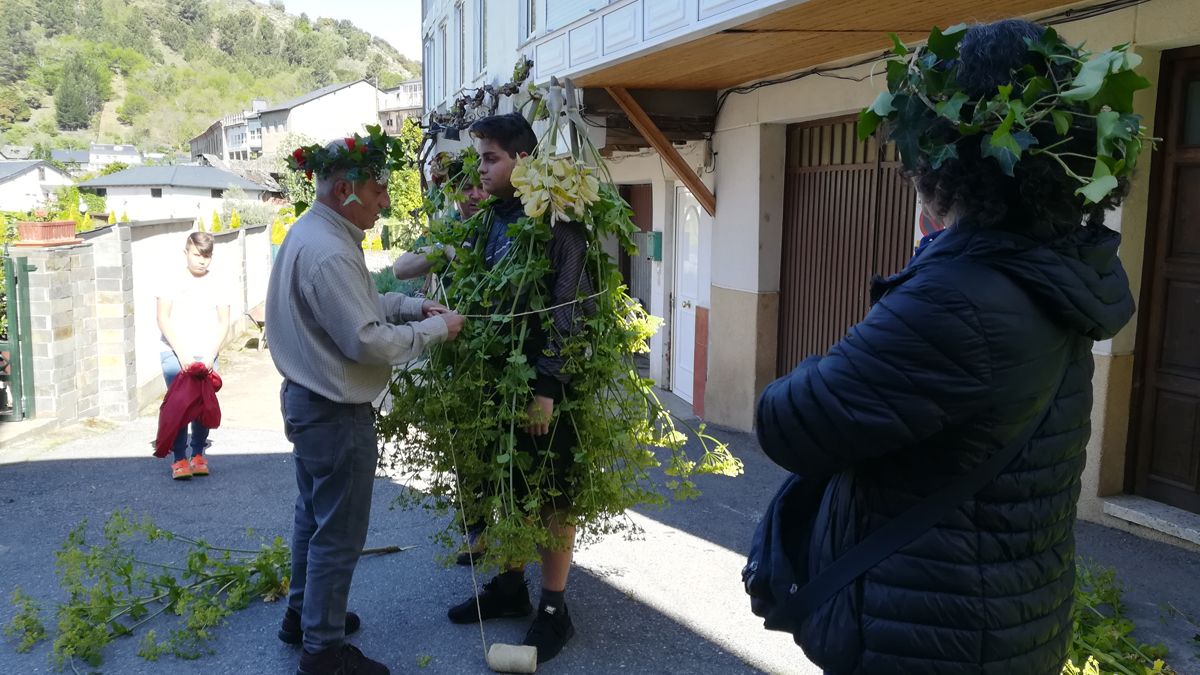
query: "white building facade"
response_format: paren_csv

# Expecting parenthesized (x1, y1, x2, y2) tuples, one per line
(422, 0, 1200, 549)
(0, 161, 75, 212)
(78, 166, 267, 227)
(257, 80, 385, 158)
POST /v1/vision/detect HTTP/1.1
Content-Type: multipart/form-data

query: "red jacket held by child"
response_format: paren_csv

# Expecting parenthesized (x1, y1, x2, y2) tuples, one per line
(154, 362, 222, 457)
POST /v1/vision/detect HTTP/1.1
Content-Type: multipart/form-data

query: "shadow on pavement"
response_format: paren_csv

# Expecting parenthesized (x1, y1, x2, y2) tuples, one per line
(0, 444, 787, 674)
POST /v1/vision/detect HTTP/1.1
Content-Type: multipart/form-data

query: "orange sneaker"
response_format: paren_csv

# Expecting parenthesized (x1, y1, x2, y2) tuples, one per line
(171, 459, 192, 480)
(189, 455, 209, 476)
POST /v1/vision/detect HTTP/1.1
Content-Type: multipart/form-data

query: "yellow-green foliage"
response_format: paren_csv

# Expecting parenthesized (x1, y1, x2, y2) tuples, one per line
(270, 206, 296, 246)
(120, 210, 129, 223)
(210, 211, 223, 233)
(229, 208, 241, 230)
(107, 210, 116, 225)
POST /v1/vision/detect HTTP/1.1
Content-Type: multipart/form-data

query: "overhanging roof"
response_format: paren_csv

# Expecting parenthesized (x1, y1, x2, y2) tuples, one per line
(78, 166, 266, 192)
(570, 0, 1083, 89)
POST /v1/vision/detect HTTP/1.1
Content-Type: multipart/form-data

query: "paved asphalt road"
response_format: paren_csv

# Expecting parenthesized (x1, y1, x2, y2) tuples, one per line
(1, 349, 1197, 674)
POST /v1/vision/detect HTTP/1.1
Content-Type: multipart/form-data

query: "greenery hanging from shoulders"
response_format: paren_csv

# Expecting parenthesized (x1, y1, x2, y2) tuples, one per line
(377, 95, 742, 571)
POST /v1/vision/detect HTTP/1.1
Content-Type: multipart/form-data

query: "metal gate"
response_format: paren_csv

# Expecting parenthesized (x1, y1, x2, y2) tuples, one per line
(777, 116, 917, 375)
(1, 255, 35, 421)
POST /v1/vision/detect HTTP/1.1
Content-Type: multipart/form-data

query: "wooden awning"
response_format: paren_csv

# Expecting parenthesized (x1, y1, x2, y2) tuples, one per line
(574, 0, 1076, 90)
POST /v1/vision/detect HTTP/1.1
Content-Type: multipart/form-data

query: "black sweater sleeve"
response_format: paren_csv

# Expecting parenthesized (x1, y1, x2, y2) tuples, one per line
(532, 221, 596, 400)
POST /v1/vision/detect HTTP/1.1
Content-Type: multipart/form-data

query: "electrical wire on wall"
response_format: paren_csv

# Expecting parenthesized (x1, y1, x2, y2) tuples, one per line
(712, 0, 1152, 118)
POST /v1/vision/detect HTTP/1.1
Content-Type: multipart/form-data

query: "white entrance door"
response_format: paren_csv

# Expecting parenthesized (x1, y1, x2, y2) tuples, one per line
(672, 187, 702, 403)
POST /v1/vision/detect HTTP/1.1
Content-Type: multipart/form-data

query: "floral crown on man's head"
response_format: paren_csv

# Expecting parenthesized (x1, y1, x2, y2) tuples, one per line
(286, 125, 406, 184)
(858, 25, 1154, 205)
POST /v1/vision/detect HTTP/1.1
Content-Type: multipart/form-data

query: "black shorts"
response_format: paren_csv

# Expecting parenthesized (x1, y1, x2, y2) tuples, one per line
(512, 420, 577, 507)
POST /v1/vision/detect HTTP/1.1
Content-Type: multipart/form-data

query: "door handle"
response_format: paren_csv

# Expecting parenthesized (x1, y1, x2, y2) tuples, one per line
(681, 300, 693, 309)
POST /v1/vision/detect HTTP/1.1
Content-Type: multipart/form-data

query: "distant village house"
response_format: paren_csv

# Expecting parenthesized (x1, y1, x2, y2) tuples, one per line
(0, 160, 75, 212)
(77, 165, 268, 226)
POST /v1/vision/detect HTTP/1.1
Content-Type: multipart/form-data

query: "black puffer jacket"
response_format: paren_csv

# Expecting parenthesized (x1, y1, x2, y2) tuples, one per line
(756, 224, 1134, 674)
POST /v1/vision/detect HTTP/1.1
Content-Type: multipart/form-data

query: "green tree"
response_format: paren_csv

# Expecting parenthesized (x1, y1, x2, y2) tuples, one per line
(384, 119, 426, 249)
(55, 52, 106, 130)
(365, 53, 387, 83)
(0, 2, 34, 85)
(117, 94, 150, 125)
(256, 19, 279, 59)
(229, 208, 241, 229)
(0, 86, 31, 131)
(210, 211, 223, 233)
(38, 0, 76, 37)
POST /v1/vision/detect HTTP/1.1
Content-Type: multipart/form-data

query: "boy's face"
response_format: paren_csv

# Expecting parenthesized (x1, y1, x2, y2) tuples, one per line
(475, 138, 524, 198)
(184, 243, 211, 276)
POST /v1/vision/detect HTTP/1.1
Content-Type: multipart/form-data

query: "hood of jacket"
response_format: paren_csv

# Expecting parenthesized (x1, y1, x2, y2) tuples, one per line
(909, 224, 1135, 341)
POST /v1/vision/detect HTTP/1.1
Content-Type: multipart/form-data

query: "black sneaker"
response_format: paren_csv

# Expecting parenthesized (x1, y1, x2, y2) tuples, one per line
(523, 601, 575, 664)
(296, 643, 389, 675)
(446, 575, 532, 624)
(279, 608, 362, 645)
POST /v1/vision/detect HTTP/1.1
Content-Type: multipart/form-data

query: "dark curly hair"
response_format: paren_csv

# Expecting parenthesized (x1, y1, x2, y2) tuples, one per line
(469, 112, 537, 157)
(910, 19, 1130, 240)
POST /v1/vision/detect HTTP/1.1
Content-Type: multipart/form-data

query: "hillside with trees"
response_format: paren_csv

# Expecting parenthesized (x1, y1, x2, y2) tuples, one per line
(0, 0, 421, 153)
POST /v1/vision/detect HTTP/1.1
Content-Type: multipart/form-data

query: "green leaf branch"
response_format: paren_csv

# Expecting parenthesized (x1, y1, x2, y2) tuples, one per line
(858, 26, 1157, 204)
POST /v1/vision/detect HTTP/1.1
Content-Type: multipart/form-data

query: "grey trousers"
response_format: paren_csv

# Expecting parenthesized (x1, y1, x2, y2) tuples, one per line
(281, 380, 378, 653)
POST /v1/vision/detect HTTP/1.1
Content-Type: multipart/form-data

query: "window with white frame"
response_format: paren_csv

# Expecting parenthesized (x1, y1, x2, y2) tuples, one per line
(455, 2, 465, 88)
(475, 0, 487, 75)
(439, 23, 448, 102)
(521, 0, 536, 41)
(423, 38, 433, 110)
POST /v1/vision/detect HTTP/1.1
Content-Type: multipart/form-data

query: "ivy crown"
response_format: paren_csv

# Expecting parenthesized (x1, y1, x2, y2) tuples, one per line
(286, 125, 411, 184)
(858, 21, 1153, 206)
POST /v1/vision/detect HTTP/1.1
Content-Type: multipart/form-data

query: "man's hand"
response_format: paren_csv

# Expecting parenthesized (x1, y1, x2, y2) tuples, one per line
(440, 311, 466, 340)
(526, 395, 553, 436)
(422, 300, 449, 317)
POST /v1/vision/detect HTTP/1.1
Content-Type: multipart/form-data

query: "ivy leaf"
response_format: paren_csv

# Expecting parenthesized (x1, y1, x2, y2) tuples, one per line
(1051, 110, 1073, 135)
(869, 91, 896, 116)
(927, 142, 959, 169)
(981, 134, 1018, 176)
(294, 201, 309, 217)
(1092, 69, 1152, 113)
(996, 84, 1013, 103)
(1061, 50, 1123, 103)
(889, 33, 909, 57)
(1026, 27, 1063, 58)
(1022, 76, 1053, 106)
(1095, 109, 1134, 157)
(1078, 175, 1119, 204)
(936, 92, 969, 122)
(857, 108, 883, 140)
(927, 24, 967, 60)
(890, 94, 925, 169)
(994, 108, 1017, 138)
(886, 59, 908, 91)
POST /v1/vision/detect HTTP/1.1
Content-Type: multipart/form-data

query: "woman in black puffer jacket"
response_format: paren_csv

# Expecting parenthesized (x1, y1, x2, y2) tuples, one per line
(756, 20, 1137, 674)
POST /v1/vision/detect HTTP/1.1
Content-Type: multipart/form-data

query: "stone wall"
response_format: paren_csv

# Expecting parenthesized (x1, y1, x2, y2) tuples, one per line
(24, 245, 97, 420)
(19, 218, 273, 424)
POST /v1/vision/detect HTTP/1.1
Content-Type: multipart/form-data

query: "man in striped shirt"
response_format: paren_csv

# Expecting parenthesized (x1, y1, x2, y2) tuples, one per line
(267, 138, 465, 675)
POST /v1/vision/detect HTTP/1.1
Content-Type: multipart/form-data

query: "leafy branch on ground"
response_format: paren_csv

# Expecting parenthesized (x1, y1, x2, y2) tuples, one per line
(1064, 560, 1172, 675)
(3, 510, 290, 670)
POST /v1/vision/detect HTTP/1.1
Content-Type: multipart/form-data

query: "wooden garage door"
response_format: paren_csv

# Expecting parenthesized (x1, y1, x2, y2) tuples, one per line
(776, 117, 917, 376)
(1130, 47, 1200, 515)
